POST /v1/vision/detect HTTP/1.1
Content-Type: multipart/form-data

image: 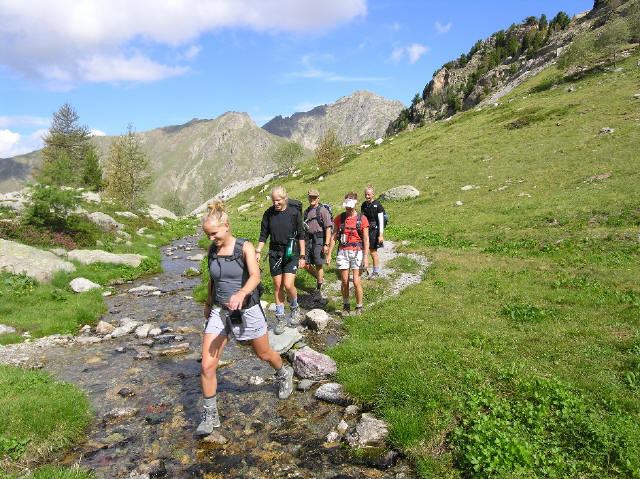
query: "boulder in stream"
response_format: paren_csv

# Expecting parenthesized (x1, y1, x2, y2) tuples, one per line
(68, 249, 146, 268)
(314, 382, 347, 405)
(70, 277, 101, 293)
(268, 327, 303, 354)
(293, 346, 337, 379)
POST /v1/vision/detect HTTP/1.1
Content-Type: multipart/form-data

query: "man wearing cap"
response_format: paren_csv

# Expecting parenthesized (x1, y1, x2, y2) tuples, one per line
(303, 189, 332, 298)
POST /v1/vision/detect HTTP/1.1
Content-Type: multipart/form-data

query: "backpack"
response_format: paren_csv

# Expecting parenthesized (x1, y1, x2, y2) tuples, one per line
(338, 212, 364, 248)
(304, 203, 334, 233)
(208, 238, 263, 308)
(286, 198, 303, 216)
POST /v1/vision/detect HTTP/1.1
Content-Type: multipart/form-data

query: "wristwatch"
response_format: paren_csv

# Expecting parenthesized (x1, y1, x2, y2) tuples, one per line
(255, 249, 262, 253)
(323, 243, 329, 246)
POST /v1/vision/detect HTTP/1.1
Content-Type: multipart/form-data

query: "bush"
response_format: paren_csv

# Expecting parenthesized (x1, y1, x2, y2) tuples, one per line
(25, 185, 80, 232)
(314, 129, 343, 174)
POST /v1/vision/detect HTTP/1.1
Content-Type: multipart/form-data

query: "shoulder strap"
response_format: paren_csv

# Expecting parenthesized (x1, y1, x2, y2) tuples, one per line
(356, 213, 362, 234)
(339, 212, 346, 233)
(315, 206, 324, 230)
(304, 206, 312, 220)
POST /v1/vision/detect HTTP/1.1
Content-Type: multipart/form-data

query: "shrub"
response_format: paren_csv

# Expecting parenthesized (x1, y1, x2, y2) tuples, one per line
(24, 185, 80, 232)
(314, 129, 343, 174)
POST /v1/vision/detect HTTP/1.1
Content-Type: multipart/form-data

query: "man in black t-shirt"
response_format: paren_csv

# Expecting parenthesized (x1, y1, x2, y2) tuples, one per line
(361, 185, 385, 278)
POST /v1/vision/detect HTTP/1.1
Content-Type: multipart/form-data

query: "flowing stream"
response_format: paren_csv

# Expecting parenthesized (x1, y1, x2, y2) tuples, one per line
(35, 235, 418, 478)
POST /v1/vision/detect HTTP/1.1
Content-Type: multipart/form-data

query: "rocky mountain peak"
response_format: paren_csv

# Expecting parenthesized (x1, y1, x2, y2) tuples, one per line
(262, 90, 404, 150)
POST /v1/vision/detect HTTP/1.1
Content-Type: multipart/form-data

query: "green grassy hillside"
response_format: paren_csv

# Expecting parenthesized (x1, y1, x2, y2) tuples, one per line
(210, 49, 640, 478)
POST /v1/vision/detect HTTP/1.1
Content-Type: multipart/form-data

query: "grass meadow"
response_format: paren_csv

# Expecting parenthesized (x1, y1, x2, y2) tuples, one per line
(206, 51, 640, 477)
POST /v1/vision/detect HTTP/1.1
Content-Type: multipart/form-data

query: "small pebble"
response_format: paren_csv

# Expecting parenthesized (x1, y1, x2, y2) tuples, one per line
(118, 387, 135, 397)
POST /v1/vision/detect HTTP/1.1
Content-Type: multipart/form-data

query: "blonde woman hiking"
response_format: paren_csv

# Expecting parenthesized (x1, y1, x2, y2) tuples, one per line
(197, 200, 293, 437)
(256, 185, 306, 334)
(361, 185, 386, 278)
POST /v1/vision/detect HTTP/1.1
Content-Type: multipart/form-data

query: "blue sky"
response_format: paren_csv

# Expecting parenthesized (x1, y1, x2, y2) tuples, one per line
(0, 0, 592, 157)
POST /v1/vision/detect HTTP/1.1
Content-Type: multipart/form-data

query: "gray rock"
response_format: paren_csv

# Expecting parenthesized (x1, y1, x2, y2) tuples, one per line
(50, 248, 67, 257)
(103, 407, 139, 423)
(293, 346, 337, 379)
(96, 321, 115, 335)
(69, 277, 101, 293)
(148, 327, 162, 337)
(0, 239, 76, 283)
(116, 230, 132, 240)
(268, 327, 303, 354)
(147, 204, 178, 221)
(111, 320, 140, 338)
(237, 203, 252, 212)
(200, 430, 228, 446)
(81, 191, 101, 203)
(115, 211, 139, 218)
(344, 405, 360, 417)
(134, 351, 152, 360)
(186, 253, 205, 261)
(297, 379, 314, 391)
(150, 342, 190, 357)
(634, 94, 640, 99)
(117, 387, 135, 397)
(379, 185, 420, 201)
(184, 267, 200, 276)
(268, 303, 277, 312)
(455, 200, 463, 206)
(374, 137, 384, 145)
(347, 413, 389, 447)
(87, 211, 124, 231)
(326, 431, 341, 443)
(68, 249, 146, 268)
(102, 291, 112, 297)
(128, 284, 160, 294)
(248, 376, 265, 385)
(75, 336, 102, 345)
(135, 324, 153, 339)
(337, 419, 349, 435)
(314, 382, 346, 405)
(0, 324, 17, 335)
(600, 127, 615, 134)
(136, 459, 164, 476)
(304, 309, 330, 331)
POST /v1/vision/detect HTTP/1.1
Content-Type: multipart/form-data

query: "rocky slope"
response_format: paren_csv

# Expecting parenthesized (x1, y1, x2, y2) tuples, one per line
(0, 113, 288, 213)
(262, 90, 404, 150)
(387, 2, 634, 133)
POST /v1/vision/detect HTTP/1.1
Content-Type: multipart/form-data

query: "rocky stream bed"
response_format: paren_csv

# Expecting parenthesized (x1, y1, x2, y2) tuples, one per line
(4, 236, 426, 478)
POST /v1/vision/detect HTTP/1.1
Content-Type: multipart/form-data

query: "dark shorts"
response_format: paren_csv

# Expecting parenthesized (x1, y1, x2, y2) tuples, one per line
(368, 227, 382, 251)
(305, 235, 325, 266)
(269, 251, 298, 276)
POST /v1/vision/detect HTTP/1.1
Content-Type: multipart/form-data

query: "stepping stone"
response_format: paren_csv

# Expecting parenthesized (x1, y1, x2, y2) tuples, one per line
(268, 328, 303, 354)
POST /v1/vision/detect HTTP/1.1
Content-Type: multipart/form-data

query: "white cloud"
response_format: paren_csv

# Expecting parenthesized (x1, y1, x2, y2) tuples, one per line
(0, 116, 50, 128)
(435, 21, 452, 34)
(89, 129, 106, 137)
(0, 1, 367, 84)
(0, 128, 47, 158)
(390, 47, 405, 63)
(390, 44, 430, 64)
(180, 45, 202, 61)
(407, 43, 429, 64)
(388, 22, 401, 31)
(79, 54, 189, 83)
(285, 53, 386, 83)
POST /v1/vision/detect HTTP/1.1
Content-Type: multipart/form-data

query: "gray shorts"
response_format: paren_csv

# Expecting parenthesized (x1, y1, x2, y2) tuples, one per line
(305, 236, 325, 266)
(204, 304, 267, 341)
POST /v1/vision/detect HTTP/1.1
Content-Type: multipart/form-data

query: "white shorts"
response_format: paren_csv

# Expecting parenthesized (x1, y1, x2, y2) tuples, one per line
(204, 304, 267, 341)
(336, 249, 364, 270)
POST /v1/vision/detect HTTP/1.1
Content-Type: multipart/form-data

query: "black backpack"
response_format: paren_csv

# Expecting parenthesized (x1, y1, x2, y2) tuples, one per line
(304, 203, 334, 233)
(287, 198, 303, 216)
(339, 212, 364, 247)
(208, 238, 263, 308)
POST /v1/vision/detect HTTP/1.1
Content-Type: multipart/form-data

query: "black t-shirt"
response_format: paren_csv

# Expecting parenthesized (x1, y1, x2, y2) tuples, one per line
(259, 206, 304, 248)
(361, 200, 383, 229)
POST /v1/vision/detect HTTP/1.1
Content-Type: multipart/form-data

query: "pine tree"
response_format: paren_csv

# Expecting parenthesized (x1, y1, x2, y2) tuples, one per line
(314, 129, 343, 175)
(82, 144, 103, 191)
(104, 124, 151, 210)
(40, 103, 90, 185)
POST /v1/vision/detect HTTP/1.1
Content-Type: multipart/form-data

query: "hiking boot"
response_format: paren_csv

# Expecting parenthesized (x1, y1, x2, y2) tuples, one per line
(289, 306, 301, 326)
(340, 305, 351, 318)
(274, 314, 286, 335)
(195, 404, 220, 436)
(354, 306, 363, 316)
(276, 365, 294, 399)
(369, 271, 380, 279)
